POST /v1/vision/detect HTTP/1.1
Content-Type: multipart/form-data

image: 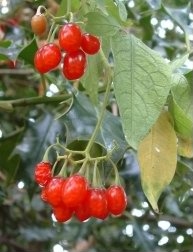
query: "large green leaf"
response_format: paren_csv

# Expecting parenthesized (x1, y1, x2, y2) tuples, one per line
(138, 112, 177, 212)
(111, 32, 172, 149)
(85, 12, 120, 36)
(15, 111, 66, 180)
(169, 75, 193, 138)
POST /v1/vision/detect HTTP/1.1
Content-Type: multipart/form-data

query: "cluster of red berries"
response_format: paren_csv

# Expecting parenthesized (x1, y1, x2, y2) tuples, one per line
(33, 23, 100, 80)
(35, 162, 127, 222)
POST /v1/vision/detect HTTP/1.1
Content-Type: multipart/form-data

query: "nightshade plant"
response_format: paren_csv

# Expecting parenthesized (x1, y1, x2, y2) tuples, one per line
(0, 0, 192, 251)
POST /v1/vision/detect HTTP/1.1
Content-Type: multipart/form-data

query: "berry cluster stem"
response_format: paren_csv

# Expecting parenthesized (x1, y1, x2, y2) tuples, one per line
(85, 49, 112, 154)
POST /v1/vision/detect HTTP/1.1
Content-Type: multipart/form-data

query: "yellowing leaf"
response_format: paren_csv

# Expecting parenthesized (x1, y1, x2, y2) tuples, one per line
(178, 136, 193, 158)
(138, 112, 177, 213)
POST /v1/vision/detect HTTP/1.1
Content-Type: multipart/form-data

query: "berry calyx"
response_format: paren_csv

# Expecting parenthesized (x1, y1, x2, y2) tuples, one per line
(58, 23, 82, 52)
(62, 49, 86, 80)
(106, 185, 127, 215)
(31, 14, 47, 36)
(62, 174, 88, 208)
(34, 43, 61, 74)
(81, 33, 100, 55)
(34, 162, 52, 186)
(45, 177, 65, 206)
(53, 205, 72, 222)
(87, 188, 108, 220)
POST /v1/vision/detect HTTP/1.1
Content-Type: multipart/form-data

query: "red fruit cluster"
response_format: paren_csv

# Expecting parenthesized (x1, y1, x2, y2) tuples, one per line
(34, 162, 127, 223)
(34, 23, 100, 80)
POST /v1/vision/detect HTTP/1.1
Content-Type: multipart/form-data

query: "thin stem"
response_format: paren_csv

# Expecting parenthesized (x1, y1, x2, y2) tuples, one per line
(109, 159, 120, 185)
(67, 0, 71, 14)
(85, 50, 112, 153)
(47, 22, 56, 43)
(40, 74, 47, 94)
(0, 94, 72, 108)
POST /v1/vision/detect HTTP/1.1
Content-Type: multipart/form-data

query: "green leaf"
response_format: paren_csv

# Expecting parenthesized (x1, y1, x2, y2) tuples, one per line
(81, 55, 99, 104)
(170, 53, 189, 72)
(162, 2, 191, 33)
(169, 76, 193, 138)
(0, 40, 12, 48)
(177, 136, 193, 158)
(104, 0, 126, 24)
(85, 12, 121, 36)
(0, 53, 9, 61)
(6, 154, 21, 184)
(171, 72, 187, 87)
(56, 0, 80, 16)
(18, 38, 38, 65)
(117, 1, 127, 22)
(138, 112, 177, 212)
(111, 32, 172, 149)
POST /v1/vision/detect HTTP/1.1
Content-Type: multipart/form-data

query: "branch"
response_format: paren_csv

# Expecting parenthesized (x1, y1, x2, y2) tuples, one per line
(0, 69, 34, 75)
(0, 94, 72, 112)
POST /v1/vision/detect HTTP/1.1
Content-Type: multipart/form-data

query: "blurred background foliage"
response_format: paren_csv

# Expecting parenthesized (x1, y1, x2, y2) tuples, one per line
(0, 0, 193, 252)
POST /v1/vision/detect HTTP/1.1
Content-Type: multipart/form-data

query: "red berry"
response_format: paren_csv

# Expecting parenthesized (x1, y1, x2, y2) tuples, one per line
(34, 43, 61, 74)
(40, 187, 48, 202)
(58, 23, 82, 52)
(62, 49, 86, 80)
(34, 162, 52, 186)
(45, 177, 65, 206)
(62, 174, 88, 208)
(74, 202, 90, 222)
(53, 205, 72, 222)
(106, 185, 127, 215)
(31, 14, 47, 36)
(81, 33, 100, 55)
(87, 188, 108, 220)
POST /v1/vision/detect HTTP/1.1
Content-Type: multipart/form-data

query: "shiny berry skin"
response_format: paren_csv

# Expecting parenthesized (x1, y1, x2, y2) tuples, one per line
(34, 43, 61, 74)
(81, 33, 100, 55)
(62, 174, 88, 208)
(53, 205, 72, 222)
(87, 188, 108, 220)
(45, 177, 65, 206)
(62, 49, 86, 80)
(74, 202, 90, 222)
(106, 185, 127, 215)
(58, 23, 82, 52)
(31, 14, 47, 36)
(34, 162, 52, 186)
(40, 187, 48, 202)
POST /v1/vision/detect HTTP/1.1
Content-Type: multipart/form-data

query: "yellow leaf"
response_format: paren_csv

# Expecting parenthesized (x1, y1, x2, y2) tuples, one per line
(178, 136, 193, 158)
(138, 111, 177, 213)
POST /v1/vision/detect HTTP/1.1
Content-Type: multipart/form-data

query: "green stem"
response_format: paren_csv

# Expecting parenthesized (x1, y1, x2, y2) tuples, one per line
(67, 0, 71, 14)
(85, 50, 112, 153)
(47, 22, 56, 43)
(109, 159, 120, 185)
(1, 94, 72, 108)
(92, 161, 99, 187)
(40, 74, 47, 94)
